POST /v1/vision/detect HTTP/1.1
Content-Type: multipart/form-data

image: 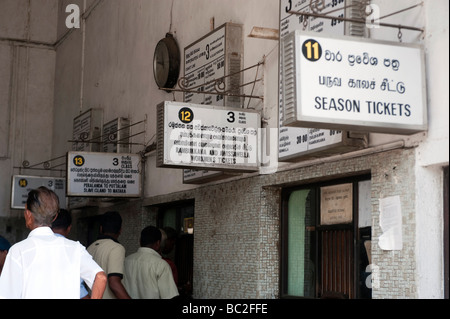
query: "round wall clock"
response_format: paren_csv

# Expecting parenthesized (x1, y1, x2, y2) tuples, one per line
(153, 33, 180, 91)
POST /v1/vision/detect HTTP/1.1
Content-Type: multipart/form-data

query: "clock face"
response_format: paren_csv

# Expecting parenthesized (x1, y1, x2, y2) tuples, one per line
(153, 41, 170, 88)
(153, 35, 180, 90)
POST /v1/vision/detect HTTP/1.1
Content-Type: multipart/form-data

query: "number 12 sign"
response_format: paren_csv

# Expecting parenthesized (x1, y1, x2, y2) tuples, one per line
(157, 101, 261, 173)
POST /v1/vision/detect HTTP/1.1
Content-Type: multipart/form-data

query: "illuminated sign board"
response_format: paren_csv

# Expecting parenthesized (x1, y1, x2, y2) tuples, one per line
(281, 30, 427, 134)
(157, 101, 260, 172)
(67, 152, 142, 197)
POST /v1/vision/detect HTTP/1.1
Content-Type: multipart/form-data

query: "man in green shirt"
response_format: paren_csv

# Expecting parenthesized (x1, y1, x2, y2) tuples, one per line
(88, 211, 131, 299)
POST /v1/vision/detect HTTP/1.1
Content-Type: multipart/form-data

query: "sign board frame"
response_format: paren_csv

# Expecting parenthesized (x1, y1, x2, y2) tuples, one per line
(281, 30, 427, 134)
(184, 22, 243, 108)
(183, 23, 244, 183)
(66, 151, 142, 198)
(11, 175, 67, 209)
(182, 169, 240, 184)
(72, 108, 103, 152)
(102, 117, 131, 154)
(157, 101, 260, 173)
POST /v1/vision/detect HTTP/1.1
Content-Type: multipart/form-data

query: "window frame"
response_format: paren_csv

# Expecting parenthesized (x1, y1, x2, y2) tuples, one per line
(280, 174, 371, 299)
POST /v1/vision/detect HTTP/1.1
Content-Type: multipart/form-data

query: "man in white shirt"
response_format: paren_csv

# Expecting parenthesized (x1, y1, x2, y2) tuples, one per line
(0, 187, 107, 299)
(123, 226, 179, 299)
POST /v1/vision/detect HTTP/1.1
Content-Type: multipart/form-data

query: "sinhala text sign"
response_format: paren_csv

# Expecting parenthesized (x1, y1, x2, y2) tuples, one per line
(282, 30, 427, 134)
(11, 175, 67, 209)
(157, 101, 260, 172)
(67, 152, 141, 197)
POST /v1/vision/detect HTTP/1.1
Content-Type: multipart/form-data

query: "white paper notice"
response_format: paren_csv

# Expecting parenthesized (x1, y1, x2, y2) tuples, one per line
(378, 196, 403, 250)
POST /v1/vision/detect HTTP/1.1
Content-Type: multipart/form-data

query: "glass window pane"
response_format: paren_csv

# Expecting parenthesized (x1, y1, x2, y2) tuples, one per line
(287, 189, 315, 297)
(163, 208, 177, 229)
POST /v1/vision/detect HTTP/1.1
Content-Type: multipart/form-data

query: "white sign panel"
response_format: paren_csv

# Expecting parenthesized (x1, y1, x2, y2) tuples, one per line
(158, 101, 260, 172)
(11, 175, 67, 209)
(67, 152, 141, 197)
(279, 0, 346, 161)
(72, 108, 102, 152)
(283, 31, 427, 134)
(184, 25, 226, 106)
(280, 0, 346, 38)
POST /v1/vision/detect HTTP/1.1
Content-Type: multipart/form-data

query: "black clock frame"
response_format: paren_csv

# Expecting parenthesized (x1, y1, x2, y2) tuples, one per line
(153, 33, 181, 92)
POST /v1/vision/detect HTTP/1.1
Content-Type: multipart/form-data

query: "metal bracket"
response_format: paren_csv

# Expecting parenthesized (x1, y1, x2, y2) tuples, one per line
(158, 61, 265, 102)
(289, 1, 424, 33)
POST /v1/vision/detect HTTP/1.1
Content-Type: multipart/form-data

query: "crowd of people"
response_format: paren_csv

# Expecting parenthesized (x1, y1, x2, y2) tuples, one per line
(0, 186, 180, 299)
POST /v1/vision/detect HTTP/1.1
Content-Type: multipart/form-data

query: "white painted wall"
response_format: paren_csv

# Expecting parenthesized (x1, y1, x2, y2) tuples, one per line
(0, 0, 58, 218)
(414, 0, 449, 299)
(52, 0, 280, 198)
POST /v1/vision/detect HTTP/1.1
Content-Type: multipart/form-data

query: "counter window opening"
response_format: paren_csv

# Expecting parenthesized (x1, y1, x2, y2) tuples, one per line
(280, 174, 372, 299)
(157, 200, 195, 298)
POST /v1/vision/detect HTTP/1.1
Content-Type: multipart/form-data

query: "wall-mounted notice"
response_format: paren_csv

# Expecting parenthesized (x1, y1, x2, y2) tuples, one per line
(67, 152, 141, 197)
(378, 196, 403, 250)
(11, 175, 66, 209)
(320, 183, 353, 225)
(157, 101, 260, 172)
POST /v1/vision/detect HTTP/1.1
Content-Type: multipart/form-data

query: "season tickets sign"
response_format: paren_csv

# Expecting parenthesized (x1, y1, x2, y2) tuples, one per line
(67, 152, 141, 197)
(282, 30, 427, 134)
(157, 102, 260, 172)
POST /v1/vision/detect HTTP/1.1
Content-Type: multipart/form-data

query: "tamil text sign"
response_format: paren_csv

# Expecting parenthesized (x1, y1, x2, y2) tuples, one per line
(11, 175, 66, 209)
(67, 152, 141, 197)
(157, 101, 260, 172)
(282, 30, 427, 134)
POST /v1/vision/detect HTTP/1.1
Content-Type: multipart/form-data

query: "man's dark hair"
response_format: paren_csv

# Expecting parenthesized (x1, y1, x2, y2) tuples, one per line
(51, 209, 72, 230)
(163, 227, 177, 240)
(100, 211, 122, 234)
(140, 226, 161, 247)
